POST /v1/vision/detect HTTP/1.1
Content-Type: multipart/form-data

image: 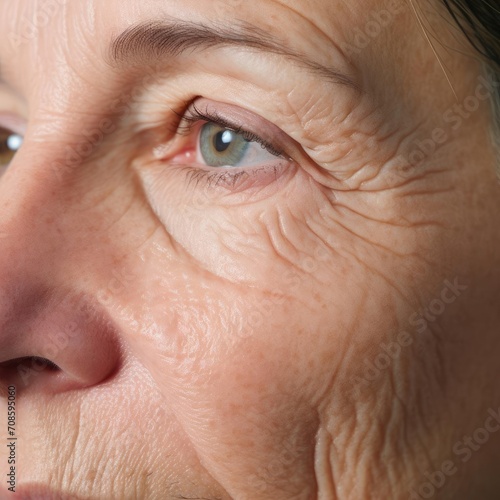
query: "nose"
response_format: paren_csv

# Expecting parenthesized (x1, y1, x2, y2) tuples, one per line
(0, 146, 122, 394)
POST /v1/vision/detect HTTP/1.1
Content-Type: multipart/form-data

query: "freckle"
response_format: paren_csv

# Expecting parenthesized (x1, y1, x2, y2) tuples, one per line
(87, 469, 97, 482)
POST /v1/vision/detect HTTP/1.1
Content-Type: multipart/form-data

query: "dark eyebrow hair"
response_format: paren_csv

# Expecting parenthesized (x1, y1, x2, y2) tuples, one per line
(108, 19, 357, 89)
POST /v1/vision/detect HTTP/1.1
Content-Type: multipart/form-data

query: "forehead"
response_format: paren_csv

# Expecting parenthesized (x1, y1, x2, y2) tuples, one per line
(1, 0, 477, 150)
(0, 0, 413, 90)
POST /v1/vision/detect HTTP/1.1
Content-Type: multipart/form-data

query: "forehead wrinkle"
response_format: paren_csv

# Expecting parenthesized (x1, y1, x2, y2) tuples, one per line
(274, 0, 354, 60)
(107, 19, 359, 90)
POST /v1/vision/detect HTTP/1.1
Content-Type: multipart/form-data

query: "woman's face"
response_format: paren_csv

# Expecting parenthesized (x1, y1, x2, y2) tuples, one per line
(1, 0, 500, 498)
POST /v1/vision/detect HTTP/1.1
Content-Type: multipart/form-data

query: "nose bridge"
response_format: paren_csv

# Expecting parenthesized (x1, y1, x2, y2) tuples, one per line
(0, 143, 74, 349)
(0, 147, 67, 284)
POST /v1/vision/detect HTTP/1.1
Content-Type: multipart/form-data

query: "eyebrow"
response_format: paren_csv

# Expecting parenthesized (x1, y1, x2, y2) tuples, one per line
(108, 19, 357, 89)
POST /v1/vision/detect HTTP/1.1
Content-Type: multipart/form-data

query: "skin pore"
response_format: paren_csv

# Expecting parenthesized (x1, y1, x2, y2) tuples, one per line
(0, 0, 500, 499)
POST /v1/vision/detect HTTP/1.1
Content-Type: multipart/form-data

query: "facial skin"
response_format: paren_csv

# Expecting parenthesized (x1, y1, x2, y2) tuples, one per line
(0, 0, 500, 498)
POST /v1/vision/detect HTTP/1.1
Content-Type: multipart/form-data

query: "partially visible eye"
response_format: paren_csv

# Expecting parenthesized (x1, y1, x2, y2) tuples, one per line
(0, 126, 23, 170)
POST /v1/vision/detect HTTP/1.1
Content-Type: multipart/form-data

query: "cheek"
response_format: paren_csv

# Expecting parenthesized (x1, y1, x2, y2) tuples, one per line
(123, 151, 437, 396)
(113, 169, 423, 492)
(120, 255, 404, 496)
(123, 272, 326, 494)
(104, 136, 464, 495)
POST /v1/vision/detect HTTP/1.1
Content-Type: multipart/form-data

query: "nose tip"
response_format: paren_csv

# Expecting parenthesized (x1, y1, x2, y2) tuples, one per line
(0, 288, 122, 394)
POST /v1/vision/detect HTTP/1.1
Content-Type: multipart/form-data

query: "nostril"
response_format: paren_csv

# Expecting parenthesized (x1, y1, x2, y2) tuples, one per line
(0, 291, 122, 393)
(0, 356, 61, 387)
(0, 356, 61, 372)
(0, 354, 87, 394)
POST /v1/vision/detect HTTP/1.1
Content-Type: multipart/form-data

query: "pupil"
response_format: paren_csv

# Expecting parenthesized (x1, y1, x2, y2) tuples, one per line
(214, 130, 234, 153)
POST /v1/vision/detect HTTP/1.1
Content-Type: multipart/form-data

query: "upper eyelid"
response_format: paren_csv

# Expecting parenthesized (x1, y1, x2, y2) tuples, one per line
(175, 104, 240, 135)
(0, 114, 26, 136)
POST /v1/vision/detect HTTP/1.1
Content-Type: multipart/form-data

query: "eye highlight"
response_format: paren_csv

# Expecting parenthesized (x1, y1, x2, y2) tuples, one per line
(0, 126, 23, 170)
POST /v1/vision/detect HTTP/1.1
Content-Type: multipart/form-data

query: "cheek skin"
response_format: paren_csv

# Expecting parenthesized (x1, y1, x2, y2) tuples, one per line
(115, 146, 455, 496)
(125, 76, 500, 493)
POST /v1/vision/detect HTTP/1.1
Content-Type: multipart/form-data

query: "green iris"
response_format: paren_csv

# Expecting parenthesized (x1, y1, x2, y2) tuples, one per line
(200, 123, 250, 167)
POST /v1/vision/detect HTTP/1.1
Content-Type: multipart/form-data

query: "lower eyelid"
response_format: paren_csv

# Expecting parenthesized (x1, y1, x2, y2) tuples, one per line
(138, 156, 299, 209)
(185, 168, 250, 190)
(179, 159, 295, 194)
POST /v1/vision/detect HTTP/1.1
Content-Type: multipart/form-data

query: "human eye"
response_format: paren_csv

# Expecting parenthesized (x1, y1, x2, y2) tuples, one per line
(153, 98, 297, 193)
(0, 123, 23, 173)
